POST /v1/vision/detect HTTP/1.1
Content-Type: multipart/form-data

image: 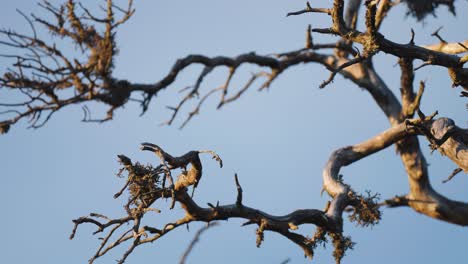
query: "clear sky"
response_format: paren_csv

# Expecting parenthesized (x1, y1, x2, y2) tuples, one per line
(0, 1, 467, 264)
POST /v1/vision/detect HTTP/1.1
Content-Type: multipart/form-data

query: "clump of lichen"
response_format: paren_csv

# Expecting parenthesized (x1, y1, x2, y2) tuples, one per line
(127, 164, 161, 207)
(348, 190, 381, 227)
(329, 232, 355, 264)
(311, 227, 328, 249)
(255, 226, 265, 248)
(310, 227, 355, 264)
(402, 0, 455, 20)
(116, 155, 163, 209)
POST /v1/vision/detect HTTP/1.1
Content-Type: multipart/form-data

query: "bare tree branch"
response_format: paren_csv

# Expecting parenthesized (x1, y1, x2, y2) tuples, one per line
(1, 1, 466, 262)
(179, 222, 219, 264)
(71, 113, 468, 262)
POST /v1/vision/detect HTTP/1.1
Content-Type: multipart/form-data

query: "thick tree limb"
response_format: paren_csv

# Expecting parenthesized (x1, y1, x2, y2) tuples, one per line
(301, 0, 467, 91)
(71, 116, 468, 263)
(325, 116, 468, 226)
(288, 0, 468, 228)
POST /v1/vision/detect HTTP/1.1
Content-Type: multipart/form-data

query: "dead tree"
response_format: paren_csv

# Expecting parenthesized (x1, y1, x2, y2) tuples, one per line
(1, 0, 467, 263)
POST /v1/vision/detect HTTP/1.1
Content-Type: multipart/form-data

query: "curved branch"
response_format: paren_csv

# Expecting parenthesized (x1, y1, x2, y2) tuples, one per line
(70, 144, 379, 263)
(306, 0, 467, 91)
(325, 116, 468, 227)
(323, 121, 416, 226)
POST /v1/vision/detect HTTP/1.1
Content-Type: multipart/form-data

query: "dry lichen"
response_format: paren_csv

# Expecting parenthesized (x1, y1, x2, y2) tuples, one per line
(117, 155, 163, 208)
(329, 232, 355, 264)
(348, 191, 381, 227)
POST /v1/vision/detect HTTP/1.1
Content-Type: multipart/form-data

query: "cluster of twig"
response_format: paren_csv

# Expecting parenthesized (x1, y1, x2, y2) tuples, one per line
(70, 143, 385, 264)
(0, 0, 137, 133)
(2, 0, 466, 133)
(70, 143, 223, 264)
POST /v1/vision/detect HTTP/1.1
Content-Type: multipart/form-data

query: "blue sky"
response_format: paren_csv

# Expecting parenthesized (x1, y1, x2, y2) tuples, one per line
(0, 1, 467, 263)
